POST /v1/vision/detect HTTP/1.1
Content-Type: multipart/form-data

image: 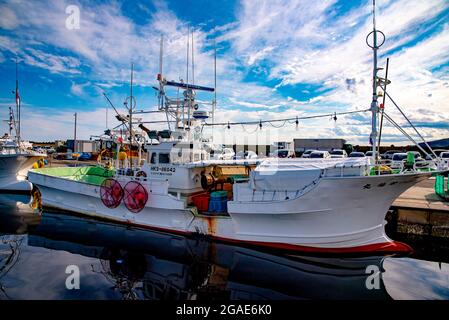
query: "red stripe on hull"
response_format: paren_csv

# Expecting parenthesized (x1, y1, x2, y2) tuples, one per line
(212, 236, 413, 254)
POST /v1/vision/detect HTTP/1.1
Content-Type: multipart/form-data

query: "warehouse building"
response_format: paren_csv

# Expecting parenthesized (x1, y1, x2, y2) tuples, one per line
(294, 138, 347, 153)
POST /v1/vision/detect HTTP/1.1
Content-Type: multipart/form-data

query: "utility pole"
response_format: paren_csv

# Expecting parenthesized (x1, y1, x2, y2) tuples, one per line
(74, 112, 77, 153)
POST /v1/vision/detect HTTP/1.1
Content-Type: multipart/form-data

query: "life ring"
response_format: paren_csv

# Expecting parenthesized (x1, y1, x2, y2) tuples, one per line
(123, 181, 148, 213)
(100, 178, 124, 208)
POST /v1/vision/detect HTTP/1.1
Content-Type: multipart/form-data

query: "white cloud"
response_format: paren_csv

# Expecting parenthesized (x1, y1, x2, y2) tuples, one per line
(0, 5, 19, 30)
(247, 46, 275, 66)
(70, 81, 91, 96)
(23, 48, 82, 74)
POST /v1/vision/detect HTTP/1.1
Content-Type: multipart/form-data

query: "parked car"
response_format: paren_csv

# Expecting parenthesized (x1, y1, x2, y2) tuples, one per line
(381, 150, 402, 160)
(54, 152, 72, 160)
(272, 149, 295, 158)
(434, 149, 449, 157)
(78, 152, 92, 161)
(365, 151, 374, 157)
(222, 148, 235, 160)
(234, 150, 258, 160)
(33, 147, 46, 154)
(349, 152, 366, 158)
(415, 151, 436, 169)
(310, 151, 331, 159)
(440, 152, 449, 159)
(440, 152, 449, 164)
(390, 152, 408, 169)
(301, 149, 317, 158)
(329, 149, 347, 158)
(211, 148, 235, 160)
(426, 149, 449, 161)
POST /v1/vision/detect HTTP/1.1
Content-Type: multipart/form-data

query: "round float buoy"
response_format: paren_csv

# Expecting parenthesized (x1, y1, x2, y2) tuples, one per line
(123, 181, 148, 213)
(118, 152, 127, 161)
(100, 178, 124, 208)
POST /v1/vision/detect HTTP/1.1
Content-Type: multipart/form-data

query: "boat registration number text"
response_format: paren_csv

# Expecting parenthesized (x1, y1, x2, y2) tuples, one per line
(150, 166, 176, 175)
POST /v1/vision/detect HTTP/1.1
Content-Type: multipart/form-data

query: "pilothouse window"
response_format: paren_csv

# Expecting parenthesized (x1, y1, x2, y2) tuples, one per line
(150, 152, 157, 164)
(159, 153, 170, 164)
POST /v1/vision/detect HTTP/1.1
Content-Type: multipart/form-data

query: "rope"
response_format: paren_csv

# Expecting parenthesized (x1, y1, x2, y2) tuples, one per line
(268, 120, 288, 128)
(240, 123, 260, 134)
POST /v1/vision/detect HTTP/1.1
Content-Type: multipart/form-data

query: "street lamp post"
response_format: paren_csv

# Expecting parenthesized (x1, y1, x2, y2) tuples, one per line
(74, 112, 77, 153)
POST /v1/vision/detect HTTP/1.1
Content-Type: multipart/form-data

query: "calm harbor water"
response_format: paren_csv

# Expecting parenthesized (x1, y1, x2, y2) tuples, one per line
(1, 193, 449, 300)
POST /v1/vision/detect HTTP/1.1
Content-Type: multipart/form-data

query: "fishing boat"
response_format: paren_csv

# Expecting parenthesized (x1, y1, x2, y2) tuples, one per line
(28, 1, 445, 253)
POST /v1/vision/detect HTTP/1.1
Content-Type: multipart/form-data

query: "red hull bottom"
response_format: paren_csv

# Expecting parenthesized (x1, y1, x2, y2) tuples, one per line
(52, 209, 413, 255)
(219, 237, 413, 254)
(123, 219, 413, 255)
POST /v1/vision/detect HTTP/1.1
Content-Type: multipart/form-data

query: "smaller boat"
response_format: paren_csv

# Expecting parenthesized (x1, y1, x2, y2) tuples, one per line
(1, 134, 46, 192)
(0, 64, 46, 192)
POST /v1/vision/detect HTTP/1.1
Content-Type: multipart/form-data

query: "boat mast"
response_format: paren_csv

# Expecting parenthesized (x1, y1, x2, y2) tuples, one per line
(159, 35, 163, 111)
(8, 107, 14, 137)
(213, 36, 217, 137)
(129, 63, 134, 170)
(159, 35, 171, 131)
(186, 27, 191, 135)
(15, 59, 21, 145)
(369, 0, 379, 160)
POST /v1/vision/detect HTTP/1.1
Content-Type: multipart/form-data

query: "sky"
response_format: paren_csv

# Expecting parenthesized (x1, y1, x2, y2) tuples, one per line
(0, 0, 448, 146)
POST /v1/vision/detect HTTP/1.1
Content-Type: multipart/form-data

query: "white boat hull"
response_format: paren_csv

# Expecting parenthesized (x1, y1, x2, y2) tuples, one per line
(29, 170, 430, 253)
(0, 154, 43, 191)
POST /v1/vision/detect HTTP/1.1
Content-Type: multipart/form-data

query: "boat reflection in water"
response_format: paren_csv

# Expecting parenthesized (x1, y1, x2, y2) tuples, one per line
(0, 193, 41, 235)
(0, 193, 449, 300)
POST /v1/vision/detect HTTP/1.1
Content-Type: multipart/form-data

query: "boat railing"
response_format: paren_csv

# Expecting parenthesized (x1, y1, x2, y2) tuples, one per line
(324, 158, 438, 177)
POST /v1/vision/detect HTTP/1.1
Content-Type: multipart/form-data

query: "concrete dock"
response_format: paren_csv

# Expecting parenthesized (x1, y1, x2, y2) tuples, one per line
(391, 178, 449, 237)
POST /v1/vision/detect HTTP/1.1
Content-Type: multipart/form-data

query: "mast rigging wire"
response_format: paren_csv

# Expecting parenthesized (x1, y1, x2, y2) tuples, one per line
(384, 91, 438, 159)
(382, 112, 434, 160)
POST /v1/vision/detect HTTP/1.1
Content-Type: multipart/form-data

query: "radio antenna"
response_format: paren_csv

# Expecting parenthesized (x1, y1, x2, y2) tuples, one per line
(191, 30, 195, 86)
(366, 0, 385, 161)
